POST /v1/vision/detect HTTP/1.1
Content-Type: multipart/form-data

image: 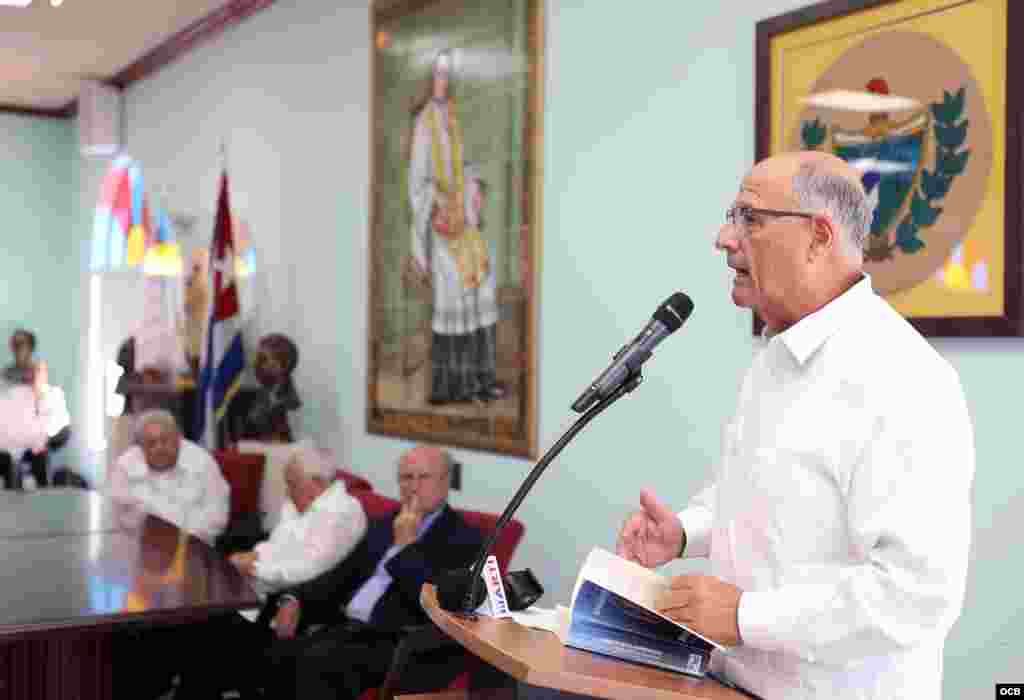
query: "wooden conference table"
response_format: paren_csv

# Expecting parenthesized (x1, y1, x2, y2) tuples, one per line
(0, 489, 259, 699)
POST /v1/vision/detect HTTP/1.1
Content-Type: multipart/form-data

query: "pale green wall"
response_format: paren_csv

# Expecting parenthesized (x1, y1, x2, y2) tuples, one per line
(0, 113, 77, 406)
(114, 1, 1022, 696)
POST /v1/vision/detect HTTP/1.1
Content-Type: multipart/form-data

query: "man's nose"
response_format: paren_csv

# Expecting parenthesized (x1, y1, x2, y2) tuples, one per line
(715, 224, 740, 251)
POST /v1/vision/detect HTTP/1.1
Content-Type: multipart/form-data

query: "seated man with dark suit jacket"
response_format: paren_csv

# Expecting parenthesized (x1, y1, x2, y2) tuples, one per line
(266, 443, 481, 699)
(179, 444, 482, 700)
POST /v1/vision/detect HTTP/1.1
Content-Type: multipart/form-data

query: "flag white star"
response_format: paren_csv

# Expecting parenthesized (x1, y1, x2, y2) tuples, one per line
(212, 244, 235, 288)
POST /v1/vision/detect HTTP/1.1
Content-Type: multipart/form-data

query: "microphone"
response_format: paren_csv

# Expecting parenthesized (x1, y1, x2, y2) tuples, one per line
(437, 293, 694, 615)
(571, 292, 694, 413)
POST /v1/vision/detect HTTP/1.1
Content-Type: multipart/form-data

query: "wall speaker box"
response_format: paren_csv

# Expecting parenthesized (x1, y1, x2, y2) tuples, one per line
(79, 80, 122, 157)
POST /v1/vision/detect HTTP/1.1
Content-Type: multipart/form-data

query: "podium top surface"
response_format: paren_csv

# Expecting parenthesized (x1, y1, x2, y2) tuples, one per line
(421, 585, 745, 700)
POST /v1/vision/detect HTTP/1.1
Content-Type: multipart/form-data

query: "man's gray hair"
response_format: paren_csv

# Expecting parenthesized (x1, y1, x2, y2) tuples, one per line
(792, 162, 872, 262)
(289, 445, 336, 481)
(133, 409, 180, 444)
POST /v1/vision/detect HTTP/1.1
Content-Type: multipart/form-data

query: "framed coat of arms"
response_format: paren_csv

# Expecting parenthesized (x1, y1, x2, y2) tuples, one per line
(366, 0, 544, 457)
(757, 0, 1023, 336)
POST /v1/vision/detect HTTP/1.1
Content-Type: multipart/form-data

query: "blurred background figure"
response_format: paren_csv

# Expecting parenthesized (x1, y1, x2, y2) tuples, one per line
(0, 359, 71, 489)
(3, 329, 37, 386)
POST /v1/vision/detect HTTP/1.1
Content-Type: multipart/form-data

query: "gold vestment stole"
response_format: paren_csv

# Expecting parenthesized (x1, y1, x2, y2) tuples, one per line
(428, 101, 489, 290)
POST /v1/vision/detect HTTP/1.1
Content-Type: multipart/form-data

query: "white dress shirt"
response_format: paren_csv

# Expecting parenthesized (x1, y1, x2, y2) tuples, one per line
(0, 383, 70, 456)
(251, 481, 368, 591)
(679, 277, 974, 700)
(107, 439, 231, 545)
(40, 385, 70, 438)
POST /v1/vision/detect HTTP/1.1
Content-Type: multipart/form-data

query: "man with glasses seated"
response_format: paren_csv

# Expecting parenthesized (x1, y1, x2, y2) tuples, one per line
(616, 151, 974, 700)
(175, 444, 482, 700)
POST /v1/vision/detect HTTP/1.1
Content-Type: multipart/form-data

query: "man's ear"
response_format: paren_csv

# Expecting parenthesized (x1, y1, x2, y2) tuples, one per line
(809, 213, 836, 259)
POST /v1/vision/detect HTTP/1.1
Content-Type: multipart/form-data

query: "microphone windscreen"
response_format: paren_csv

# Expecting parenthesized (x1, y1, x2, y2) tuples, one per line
(653, 292, 694, 331)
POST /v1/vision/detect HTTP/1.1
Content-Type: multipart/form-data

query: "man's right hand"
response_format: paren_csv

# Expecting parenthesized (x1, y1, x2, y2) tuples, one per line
(229, 551, 258, 577)
(616, 489, 685, 569)
(271, 598, 301, 640)
(393, 494, 422, 547)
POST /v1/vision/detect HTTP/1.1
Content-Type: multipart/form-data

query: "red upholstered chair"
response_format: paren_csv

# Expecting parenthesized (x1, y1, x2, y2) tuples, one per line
(291, 485, 525, 700)
(351, 489, 401, 518)
(335, 468, 374, 493)
(458, 510, 524, 575)
(211, 450, 266, 520)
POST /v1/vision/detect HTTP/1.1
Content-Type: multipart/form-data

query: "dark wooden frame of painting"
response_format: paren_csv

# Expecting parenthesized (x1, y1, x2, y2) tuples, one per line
(365, 0, 543, 458)
(755, 0, 1023, 336)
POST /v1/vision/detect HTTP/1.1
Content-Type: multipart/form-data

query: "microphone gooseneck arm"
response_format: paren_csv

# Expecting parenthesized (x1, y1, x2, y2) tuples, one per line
(454, 369, 645, 615)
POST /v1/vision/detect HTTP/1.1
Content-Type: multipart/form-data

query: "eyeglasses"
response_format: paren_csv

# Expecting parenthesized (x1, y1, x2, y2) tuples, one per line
(398, 471, 442, 484)
(141, 433, 178, 450)
(725, 205, 815, 238)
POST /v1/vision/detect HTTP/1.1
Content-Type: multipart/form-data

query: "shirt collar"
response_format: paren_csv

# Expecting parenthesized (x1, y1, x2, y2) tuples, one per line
(774, 275, 874, 367)
(305, 481, 344, 514)
(417, 503, 446, 537)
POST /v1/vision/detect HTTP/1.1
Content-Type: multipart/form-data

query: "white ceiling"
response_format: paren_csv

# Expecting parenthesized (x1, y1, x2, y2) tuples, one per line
(0, 0, 233, 111)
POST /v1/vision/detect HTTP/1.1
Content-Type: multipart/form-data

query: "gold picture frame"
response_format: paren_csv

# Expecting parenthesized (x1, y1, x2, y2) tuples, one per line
(366, 0, 544, 456)
(757, 0, 1023, 336)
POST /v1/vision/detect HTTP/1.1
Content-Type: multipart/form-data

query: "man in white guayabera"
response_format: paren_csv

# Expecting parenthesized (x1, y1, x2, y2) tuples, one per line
(617, 151, 974, 700)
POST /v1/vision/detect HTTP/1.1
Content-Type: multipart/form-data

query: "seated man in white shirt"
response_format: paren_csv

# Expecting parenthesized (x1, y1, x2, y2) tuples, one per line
(106, 408, 230, 545)
(174, 445, 481, 700)
(0, 360, 71, 489)
(227, 445, 368, 594)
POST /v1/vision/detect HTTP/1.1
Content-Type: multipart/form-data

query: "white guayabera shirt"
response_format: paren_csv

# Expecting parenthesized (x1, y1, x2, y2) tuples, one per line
(680, 277, 974, 700)
(107, 439, 231, 545)
(251, 481, 368, 591)
(0, 384, 70, 456)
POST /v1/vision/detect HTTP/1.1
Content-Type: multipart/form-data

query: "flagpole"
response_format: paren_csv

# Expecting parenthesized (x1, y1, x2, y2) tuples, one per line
(197, 157, 245, 450)
(219, 137, 229, 175)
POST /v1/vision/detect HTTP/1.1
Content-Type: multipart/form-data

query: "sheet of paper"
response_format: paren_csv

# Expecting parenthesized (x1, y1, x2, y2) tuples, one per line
(509, 605, 570, 643)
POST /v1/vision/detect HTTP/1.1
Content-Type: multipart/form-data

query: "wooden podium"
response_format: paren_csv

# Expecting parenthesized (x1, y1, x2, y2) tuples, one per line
(416, 585, 746, 700)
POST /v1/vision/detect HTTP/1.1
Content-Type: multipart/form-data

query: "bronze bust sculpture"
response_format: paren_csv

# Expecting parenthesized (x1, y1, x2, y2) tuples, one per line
(228, 333, 301, 444)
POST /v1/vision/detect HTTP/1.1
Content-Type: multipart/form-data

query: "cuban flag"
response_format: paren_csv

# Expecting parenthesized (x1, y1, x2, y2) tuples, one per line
(195, 172, 245, 448)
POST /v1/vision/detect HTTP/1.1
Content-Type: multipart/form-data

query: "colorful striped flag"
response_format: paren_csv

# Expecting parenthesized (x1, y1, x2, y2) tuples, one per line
(195, 171, 246, 447)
